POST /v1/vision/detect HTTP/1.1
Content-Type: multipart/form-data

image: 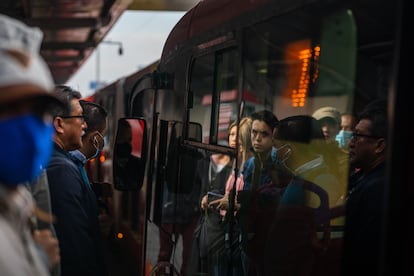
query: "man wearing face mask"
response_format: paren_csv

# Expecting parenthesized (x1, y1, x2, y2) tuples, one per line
(335, 112, 356, 150)
(67, 100, 108, 275)
(0, 14, 63, 275)
(68, 100, 107, 186)
(312, 107, 349, 198)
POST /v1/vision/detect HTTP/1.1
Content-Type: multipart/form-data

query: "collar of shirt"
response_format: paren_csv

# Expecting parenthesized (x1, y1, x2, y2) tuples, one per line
(68, 149, 87, 165)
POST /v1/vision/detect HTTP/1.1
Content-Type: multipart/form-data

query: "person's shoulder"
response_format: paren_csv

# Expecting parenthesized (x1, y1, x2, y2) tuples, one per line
(364, 166, 386, 189)
(244, 156, 255, 167)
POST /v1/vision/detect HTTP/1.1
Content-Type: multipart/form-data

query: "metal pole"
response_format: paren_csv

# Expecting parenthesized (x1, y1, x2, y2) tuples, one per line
(95, 40, 123, 90)
(96, 46, 100, 86)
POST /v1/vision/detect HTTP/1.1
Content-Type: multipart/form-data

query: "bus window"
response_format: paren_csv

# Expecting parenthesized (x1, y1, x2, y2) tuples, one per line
(242, 8, 356, 117)
(189, 49, 240, 145)
(165, 121, 203, 194)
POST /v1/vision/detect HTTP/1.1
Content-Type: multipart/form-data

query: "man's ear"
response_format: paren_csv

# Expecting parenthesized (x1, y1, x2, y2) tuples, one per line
(375, 138, 386, 154)
(53, 117, 64, 134)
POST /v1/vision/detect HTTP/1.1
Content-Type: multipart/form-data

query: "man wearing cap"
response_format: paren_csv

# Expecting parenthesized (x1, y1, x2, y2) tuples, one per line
(312, 106, 349, 207)
(0, 13, 62, 276)
(312, 106, 342, 143)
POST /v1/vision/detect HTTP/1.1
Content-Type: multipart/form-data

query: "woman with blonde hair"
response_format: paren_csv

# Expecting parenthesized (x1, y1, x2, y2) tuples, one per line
(210, 116, 253, 213)
(208, 116, 253, 276)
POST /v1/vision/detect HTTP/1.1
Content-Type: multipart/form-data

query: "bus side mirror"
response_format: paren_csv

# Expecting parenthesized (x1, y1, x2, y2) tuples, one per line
(113, 118, 147, 191)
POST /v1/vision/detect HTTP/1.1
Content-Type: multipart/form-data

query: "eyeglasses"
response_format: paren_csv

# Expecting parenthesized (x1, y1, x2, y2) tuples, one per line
(59, 115, 85, 122)
(351, 132, 382, 141)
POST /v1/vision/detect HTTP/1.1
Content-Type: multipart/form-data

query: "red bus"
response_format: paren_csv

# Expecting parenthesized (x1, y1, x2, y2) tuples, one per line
(89, 0, 410, 275)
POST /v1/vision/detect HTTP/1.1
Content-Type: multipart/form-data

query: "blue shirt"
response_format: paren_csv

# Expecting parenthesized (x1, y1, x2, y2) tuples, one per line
(242, 147, 277, 191)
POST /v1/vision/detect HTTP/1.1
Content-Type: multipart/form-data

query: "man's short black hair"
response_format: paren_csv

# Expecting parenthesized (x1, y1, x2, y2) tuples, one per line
(250, 110, 279, 130)
(80, 100, 108, 134)
(50, 85, 82, 117)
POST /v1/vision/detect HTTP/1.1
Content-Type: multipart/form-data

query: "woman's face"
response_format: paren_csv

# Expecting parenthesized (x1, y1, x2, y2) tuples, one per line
(228, 125, 237, 148)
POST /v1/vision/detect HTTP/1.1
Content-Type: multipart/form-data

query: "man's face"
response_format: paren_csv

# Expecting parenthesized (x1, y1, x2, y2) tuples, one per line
(341, 114, 355, 131)
(61, 98, 87, 151)
(319, 118, 339, 142)
(348, 119, 378, 168)
(251, 120, 273, 154)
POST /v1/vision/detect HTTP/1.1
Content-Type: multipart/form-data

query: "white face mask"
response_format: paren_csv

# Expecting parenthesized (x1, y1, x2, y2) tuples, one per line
(89, 132, 104, 160)
(335, 130, 353, 148)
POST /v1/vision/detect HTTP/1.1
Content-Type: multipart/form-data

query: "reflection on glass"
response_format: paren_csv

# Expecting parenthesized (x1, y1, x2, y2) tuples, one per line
(113, 118, 146, 190)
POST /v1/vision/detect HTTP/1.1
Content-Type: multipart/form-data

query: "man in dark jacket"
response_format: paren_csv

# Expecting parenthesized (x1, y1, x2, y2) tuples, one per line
(47, 85, 106, 276)
(342, 100, 388, 276)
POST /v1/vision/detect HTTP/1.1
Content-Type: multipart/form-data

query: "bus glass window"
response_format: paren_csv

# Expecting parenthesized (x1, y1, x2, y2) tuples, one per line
(113, 118, 147, 191)
(242, 9, 356, 118)
(189, 54, 213, 144)
(189, 49, 240, 146)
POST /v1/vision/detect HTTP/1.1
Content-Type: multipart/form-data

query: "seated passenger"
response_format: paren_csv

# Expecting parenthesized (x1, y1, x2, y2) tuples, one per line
(264, 115, 343, 276)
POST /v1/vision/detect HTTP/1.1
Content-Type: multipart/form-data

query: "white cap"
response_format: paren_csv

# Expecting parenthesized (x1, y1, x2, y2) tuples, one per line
(0, 14, 60, 105)
(312, 106, 341, 125)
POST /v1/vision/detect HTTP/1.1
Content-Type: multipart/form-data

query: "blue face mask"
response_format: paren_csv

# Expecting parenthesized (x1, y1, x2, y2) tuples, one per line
(335, 130, 353, 148)
(0, 114, 54, 186)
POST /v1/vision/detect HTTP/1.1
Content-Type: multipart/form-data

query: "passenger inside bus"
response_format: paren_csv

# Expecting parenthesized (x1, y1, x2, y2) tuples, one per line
(208, 117, 253, 276)
(190, 126, 234, 276)
(342, 99, 388, 276)
(264, 115, 343, 276)
(312, 106, 349, 201)
(335, 112, 357, 150)
(237, 110, 280, 276)
(210, 117, 253, 215)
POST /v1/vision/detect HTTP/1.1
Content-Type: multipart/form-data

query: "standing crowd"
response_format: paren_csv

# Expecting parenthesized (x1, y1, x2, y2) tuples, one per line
(0, 14, 108, 276)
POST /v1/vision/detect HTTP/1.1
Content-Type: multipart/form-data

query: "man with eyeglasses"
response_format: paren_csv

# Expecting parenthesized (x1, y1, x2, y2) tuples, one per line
(341, 100, 387, 276)
(46, 85, 106, 276)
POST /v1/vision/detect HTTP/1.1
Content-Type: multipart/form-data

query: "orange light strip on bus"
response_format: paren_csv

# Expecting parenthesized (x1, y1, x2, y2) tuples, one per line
(289, 43, 320, 108)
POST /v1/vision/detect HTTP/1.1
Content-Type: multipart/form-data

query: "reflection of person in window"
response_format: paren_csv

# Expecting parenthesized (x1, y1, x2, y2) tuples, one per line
(113, 121, 142, 190)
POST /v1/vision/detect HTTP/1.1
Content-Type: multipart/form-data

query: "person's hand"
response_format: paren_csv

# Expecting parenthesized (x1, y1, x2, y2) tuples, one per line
(209, 194, 229, 210)
(201, 195, 208, 210)
(33, 229, 60, 268)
